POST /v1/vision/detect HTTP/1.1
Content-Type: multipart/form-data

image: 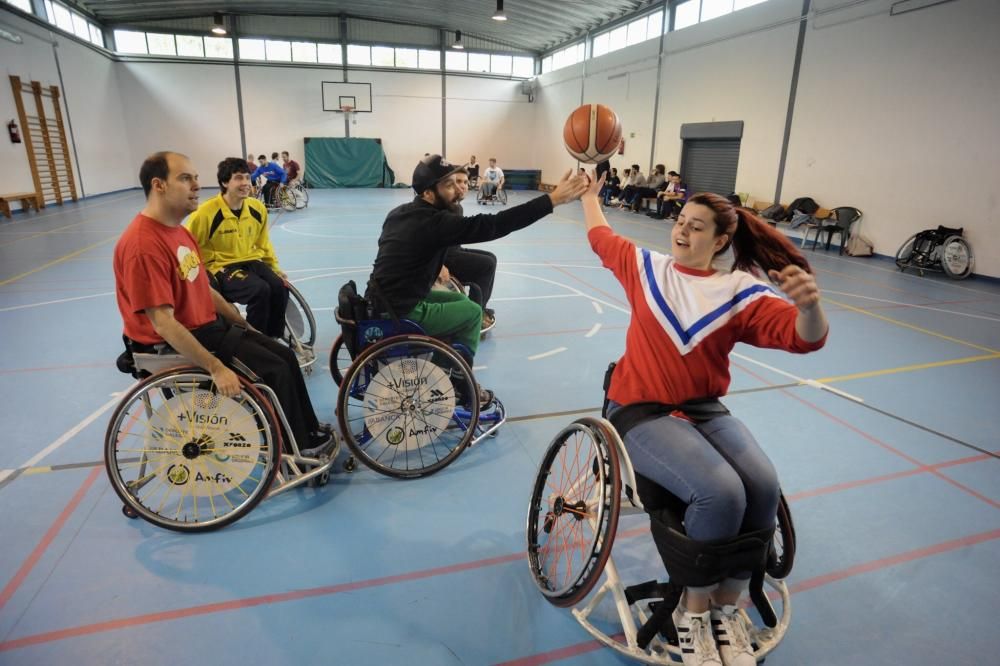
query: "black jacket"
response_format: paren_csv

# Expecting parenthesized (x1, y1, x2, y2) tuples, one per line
(367, 194, 554, 315)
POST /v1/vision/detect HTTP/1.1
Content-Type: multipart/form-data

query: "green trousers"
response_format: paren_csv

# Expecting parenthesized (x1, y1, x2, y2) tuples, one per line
(406, 289, 483, 357)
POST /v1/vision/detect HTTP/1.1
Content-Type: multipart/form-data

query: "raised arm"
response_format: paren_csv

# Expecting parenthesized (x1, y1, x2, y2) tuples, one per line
(768, 265, 829, 343)
(581, 171, 610, 232)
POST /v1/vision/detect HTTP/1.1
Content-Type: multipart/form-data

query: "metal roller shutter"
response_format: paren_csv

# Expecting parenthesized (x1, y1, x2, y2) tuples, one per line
(680, 138, 741, 196)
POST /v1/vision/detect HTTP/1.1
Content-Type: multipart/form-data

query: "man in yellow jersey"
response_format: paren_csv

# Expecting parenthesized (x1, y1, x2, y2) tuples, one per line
(186, 157, 288, 338)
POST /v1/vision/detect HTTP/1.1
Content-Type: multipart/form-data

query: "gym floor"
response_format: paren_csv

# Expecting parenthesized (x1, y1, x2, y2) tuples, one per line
(1, 188, 998, 665)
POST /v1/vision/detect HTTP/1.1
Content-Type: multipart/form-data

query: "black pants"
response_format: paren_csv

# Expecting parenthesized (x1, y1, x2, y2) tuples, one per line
(214, 261, 289, 337)
(656, 198, 682, 218)
(444, 246, 497, 311)
(191, 318, 319, 451)
(262, 180, 279, 207)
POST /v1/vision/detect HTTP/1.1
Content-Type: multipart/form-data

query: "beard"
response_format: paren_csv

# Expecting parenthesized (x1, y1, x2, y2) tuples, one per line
(430, 188, 463, 213)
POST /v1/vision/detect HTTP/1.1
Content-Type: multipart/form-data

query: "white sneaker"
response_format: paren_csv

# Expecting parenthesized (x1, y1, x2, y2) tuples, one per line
(711, 605, 757, 666)
(672, 607, 723, 666)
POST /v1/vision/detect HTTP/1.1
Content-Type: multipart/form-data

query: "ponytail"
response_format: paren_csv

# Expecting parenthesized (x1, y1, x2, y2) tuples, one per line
(730, 207, 812, 276)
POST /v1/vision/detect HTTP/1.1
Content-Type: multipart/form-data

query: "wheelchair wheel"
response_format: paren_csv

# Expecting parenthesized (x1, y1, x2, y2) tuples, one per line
(766, 492, 796, 580)
(283, 282, 317, 370)
(104, 368, 282, 532)
(940, 235, 973, 279)
(476, 188, 487, 205)
(278, 187, 296, 212)
(336, 334, 479, 479)
(894, 234, 918, 270)
(328, 333, 353, 386)
(527, 417, 621, 608)
(293, 183, 309, 209)
(497, 188, 508, 205)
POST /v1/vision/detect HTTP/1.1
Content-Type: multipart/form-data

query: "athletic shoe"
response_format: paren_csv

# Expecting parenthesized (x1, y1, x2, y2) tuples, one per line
(478, 387, 495, 408)
(711, 606, 757, 666)
(481, 310, 496, 333)
(673, 607, 723, 666)
(299, 429, 335, 458)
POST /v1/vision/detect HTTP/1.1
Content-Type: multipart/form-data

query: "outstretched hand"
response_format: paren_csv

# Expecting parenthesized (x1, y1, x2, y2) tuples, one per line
(768, 265, 821, 310)
(549, 169, 590, 206)
(583, 170, 606, 199)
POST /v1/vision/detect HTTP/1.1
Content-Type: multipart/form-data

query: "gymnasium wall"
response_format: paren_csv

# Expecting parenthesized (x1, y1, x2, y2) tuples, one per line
(0, 9, 134, 200)
(532, 0, 1000, 277)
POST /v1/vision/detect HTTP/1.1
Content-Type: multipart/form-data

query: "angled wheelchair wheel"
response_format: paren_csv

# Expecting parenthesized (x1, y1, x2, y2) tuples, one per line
(940, 235, 973, 279)
(766, 492, 796, 580)
(328, 333, 353, 387)
(104, 367, 282, 532)
(894, 234, 918, 271)
(476, 188, 487, 205)
(278, 187, 296, 212)
(336, 334, 479, 479)
(497, 188, 508, 205)
(527, 417, 621, 608)
(283, 282, 317, 370)
(293, 184, 309, 209)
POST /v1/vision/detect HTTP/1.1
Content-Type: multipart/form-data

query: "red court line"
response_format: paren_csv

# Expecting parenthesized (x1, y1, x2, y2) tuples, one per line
(0, 467, 102, 612)
(0, 362, 107, 375)
(494, 527, 1000, 666)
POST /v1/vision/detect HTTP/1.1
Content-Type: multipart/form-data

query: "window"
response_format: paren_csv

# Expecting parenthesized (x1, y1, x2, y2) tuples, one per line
(71, 12, 90, 40)
(608, 25, 627, 52)
(735, 0, 768, 9)
(541, 55, 552, 74)
(418, 49, 440, 70)
(265, 40, 291, 61)
(674, 0, 701, 30)
(317, 43, 342, 64)
(701, 0, 734, 22)
(468, 52, 490, 73)
(512, 56, 534, 78)
(89, 24, 104, 47)
(292, 42, 317, 63)
(646, 11, 663, 40)
(4, 0, 33, 13)
(238, 38, 266, 60)
(626, 19, 647, 46)
(592, 32, 610, 57)
(204, 36, 233, 59)
(114, 29, 147, 54)
(146, 33, 176, 56)
(371, 45, 395, 67)
(346, 44, 370, 65)
(445, 50, 467, 71)
(490, 54, 512, 75)
(396, 48, 419, 68)
(175, 34, 204, 57)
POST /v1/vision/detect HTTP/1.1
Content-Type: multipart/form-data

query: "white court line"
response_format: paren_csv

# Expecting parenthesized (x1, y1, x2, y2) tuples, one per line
(473, 365, 487, 371)
(591, 301, 603, 314)
(284, 265, 369, 274)
(0, 393, 124, 484)
(0, 291, 114, 313)
(528, 347, 568, 361)
(0, 191, 139, 227)
(585, 323, 602, 338)
(824, 289, 1000, 322)
(488, 294, 578, 302)
(281, 226, 378, 240)
(291, 268, 370, 284)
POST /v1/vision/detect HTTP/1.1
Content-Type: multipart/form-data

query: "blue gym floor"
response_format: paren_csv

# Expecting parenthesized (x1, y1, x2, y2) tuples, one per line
(1, 188, 998, 665)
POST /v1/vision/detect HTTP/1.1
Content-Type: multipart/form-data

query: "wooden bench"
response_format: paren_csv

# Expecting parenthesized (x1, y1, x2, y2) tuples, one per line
(0, 191, 42, 219)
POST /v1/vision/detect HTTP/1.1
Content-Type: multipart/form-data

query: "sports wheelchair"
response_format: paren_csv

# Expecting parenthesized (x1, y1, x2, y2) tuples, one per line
(526, 369, 794, 663)
(105, 338, 339, 532)
(330, 280, 506, 479)
(895, 225, 974, 280)
(283, 282, 319, 372)
(476, 182, 507, 206)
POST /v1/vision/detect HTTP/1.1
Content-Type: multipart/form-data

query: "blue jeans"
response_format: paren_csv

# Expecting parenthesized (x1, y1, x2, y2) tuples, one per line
(609, 404, 780, 542)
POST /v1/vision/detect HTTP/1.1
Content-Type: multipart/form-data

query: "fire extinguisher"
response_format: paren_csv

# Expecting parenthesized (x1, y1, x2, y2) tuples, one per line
(8, 120, 21, 144)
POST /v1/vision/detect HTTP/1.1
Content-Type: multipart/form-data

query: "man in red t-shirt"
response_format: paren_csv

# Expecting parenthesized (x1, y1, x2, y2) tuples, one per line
(113, 151, 333, 457)
(280, 151, 300, 184)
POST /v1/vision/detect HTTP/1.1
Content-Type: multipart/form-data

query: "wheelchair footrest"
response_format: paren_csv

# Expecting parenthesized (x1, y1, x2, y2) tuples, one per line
(623, 580, 683, 649)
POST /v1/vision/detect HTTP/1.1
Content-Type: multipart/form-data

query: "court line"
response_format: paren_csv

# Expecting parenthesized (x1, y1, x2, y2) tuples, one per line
(0, 292, 114, 313)
(0, 467, 102, 613)
(0, 191, 138, 228)
(824, 289, 1000, 322)
(585, 323, 602, 338)
(817, 352, 1000, 384)
(494, 527, 1000, 666)
(824, 296, 1000, 354)
(0, 236, 117, 288)
(527, 347, 567, 361)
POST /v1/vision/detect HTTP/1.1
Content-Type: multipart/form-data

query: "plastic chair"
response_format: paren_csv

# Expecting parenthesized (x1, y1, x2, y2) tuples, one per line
(804, 207, 862, 254)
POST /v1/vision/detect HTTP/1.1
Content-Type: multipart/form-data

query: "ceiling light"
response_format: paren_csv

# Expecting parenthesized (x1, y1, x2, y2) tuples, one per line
(492, 0, 507, 21)
(211, 13, 227, 35)
(452, 30, 464, 49)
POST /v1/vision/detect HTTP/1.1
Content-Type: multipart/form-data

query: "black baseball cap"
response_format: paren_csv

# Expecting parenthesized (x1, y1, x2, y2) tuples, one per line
(412, 155, 467, 194)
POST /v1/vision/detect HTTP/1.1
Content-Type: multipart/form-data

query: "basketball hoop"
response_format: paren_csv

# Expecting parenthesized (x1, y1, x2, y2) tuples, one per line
(340, 105, 357, 125)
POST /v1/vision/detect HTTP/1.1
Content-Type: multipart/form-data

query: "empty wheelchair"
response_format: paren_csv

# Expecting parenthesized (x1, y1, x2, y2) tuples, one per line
(895, 225, 974, 279)
(526, 391, 795, 662)
(477, 183, 508, 206)
(105, 340, 339, 532)
(331, 280, 506, 479)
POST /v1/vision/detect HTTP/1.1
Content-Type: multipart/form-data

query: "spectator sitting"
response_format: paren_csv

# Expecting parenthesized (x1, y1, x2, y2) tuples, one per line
(628, 163, 667, 212)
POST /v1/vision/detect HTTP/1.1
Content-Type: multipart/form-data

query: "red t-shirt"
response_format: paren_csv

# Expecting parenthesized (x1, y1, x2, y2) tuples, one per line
(284, 159, 300, 180)
(113, 214, 216, 344)
(588, 226, 826, 406)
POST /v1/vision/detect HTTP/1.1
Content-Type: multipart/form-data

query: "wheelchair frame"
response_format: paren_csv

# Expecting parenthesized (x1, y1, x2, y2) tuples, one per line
(527, 416, 793, 664)
(105, 350, 339, 532)
(476, 183, 508, 206)
(895, 225, 974, 280)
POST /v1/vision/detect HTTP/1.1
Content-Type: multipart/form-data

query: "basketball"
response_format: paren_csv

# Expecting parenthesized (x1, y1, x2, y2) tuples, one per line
(563, 104, 623, 164)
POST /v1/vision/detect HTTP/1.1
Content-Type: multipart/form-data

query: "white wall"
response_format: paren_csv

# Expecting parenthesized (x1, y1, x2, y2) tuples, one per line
(0, 8, 133, 207)
(446, 75, 535, 170)
(531, 0, 1000, 276)
(785, 0, 1000, 275)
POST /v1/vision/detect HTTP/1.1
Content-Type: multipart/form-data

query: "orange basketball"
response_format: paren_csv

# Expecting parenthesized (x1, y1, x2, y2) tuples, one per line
(563, 104, 623, 164)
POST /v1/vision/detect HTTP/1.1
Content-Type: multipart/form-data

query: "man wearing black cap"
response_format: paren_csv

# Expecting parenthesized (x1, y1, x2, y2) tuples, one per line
(366, 155, 587, 388)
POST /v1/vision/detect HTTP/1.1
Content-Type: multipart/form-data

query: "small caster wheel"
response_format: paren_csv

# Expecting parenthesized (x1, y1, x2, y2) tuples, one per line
(122, 504, 139, 519)
(308, 469, 331, 488)
(343, 456, 357, 473)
